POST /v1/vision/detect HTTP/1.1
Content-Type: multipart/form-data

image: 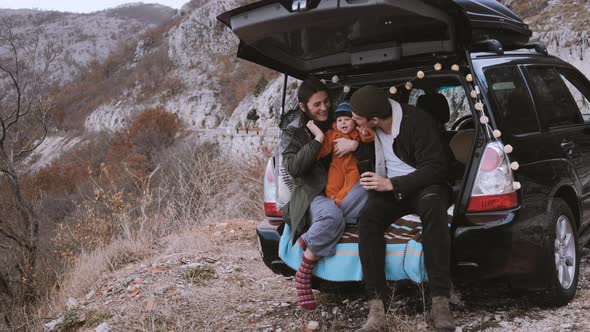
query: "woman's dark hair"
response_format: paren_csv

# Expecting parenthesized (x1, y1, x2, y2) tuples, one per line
(298, 77, 329, 104)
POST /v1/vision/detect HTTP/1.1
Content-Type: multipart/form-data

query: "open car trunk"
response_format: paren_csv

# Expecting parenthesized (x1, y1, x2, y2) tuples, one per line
(218, 0, 531, 79)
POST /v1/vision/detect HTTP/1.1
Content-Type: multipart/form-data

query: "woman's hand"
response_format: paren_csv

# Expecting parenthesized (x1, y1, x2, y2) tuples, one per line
(357, 126, 369, 136)
(333, 138, 358, 157)
(360, 172, 394, 191)
(306, 120, 324, 143)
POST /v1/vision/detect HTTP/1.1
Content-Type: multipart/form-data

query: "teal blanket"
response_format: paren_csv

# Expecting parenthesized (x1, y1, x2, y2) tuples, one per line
(279, 210, 452, 283)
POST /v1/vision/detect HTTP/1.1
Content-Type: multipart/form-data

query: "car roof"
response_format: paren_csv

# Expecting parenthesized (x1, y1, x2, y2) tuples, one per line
(471, 51, 573, 68)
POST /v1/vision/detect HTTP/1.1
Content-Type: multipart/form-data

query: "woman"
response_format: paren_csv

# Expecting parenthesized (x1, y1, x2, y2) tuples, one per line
(280, 78, 368, 310)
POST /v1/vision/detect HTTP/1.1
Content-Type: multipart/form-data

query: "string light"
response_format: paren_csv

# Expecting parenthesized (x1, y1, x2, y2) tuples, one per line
(389, 86, 398, 95)
(475, 102, 484, 111)
(417, 71, 425, 79)
(453, 59, 521, 192)
(331, 75, 339, 83)
(343, 85, 350, 93)
(434, 63, 442, 71)
(405, 82, 413, 90)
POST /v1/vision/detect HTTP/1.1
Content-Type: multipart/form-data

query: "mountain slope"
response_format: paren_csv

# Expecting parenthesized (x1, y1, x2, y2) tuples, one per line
(0, 4, 176, 83)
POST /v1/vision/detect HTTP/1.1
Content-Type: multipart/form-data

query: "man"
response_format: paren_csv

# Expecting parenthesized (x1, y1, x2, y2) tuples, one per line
(349, 86, 454, 332)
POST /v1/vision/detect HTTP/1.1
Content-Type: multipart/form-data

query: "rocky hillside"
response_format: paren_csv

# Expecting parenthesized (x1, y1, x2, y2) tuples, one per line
(81, 0, 291, 134)
(501, 0, 590, 78)
(0, 3, 176, 82)
(9, 0, 590, 166)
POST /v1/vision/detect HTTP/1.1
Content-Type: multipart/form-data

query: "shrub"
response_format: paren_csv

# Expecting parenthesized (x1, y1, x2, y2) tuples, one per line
(127, 107, 182, 163)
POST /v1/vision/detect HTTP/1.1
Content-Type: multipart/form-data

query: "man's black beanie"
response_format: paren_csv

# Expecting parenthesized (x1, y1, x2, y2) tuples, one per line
(349, 85, 391, 119)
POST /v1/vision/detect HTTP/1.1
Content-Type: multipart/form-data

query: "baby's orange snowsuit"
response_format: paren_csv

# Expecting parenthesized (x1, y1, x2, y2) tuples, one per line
(319, 123, 374, 206)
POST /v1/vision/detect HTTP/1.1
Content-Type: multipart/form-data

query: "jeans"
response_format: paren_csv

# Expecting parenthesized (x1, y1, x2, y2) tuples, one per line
(302, 182, 368, 257)
(358, 184, 451, 298)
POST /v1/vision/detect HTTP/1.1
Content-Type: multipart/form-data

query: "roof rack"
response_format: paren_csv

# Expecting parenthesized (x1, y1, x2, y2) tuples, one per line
(471, 39, 548, 56)
(472, 39, 504, 54)
(507, 42, 549, 55)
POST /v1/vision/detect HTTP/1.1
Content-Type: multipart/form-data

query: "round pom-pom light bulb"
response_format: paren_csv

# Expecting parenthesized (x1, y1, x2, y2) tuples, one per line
(513, 182, 522, 190)
(493, 130, 502, 138)
(417, 71, 425, 79)
(471, 90, 478, 99)
(466, 74, 473, 82)
(331, 75, 339, 83)
(475, 102, 484, 111)
(434, 63, 442, 71)
(451, 64, 460, 71)
(389, 86, 398, 95)
(510, 162, 520, 171)
(504, 144, 513, 153)
(479, 115, 489, 124)
(343, 85, 350, 93)
(405, 82, 413, 90)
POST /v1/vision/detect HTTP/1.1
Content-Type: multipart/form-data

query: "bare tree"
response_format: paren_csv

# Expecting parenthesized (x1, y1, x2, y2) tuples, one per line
(0, 15, 62, 325)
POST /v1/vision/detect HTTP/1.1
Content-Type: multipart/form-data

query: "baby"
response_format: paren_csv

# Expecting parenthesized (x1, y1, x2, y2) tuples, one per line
(317, 101, 374, 205)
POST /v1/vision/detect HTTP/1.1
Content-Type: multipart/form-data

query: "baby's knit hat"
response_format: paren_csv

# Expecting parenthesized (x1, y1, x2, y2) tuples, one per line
(334, 101, 352, 118)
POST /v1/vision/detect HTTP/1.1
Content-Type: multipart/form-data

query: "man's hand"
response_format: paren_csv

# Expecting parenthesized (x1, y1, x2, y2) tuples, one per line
(360, 172, 394, 192)
(333, 138, 358, 157)
(306, 120, 324, 143)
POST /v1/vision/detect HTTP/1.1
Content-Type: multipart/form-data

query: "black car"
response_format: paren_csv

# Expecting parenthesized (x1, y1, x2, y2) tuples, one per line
(219, 0, 590, 305)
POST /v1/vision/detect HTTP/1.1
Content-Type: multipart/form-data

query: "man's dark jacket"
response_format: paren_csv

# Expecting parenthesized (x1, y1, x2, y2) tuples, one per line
(360, 103, 449, 200)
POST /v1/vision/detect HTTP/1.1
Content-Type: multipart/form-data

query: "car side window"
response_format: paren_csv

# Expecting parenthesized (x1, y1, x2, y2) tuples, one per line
(526, 67, 583, 128)
(556, 69, 590, 122)
(408, 88, 426, 105)
(484, 66, 539, 135)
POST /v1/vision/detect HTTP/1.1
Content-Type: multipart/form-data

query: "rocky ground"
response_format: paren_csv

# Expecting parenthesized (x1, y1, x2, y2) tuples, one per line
(44, 219, 590, 332)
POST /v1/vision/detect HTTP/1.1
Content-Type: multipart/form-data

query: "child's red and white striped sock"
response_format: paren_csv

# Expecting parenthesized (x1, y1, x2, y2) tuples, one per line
(295, 256, 317, 310)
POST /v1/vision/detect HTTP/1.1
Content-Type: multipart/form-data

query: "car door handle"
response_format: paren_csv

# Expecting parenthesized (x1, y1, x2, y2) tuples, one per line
(561, 141, 575, 150)
(561, 141, 576, 158)
(560, 142, 576, 151)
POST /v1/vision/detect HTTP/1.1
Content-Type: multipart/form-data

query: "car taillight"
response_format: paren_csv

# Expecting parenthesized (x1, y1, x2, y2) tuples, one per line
(467, 142, 518, 213)
(264, 202, 282, 217)
(263, 158, 282, 217)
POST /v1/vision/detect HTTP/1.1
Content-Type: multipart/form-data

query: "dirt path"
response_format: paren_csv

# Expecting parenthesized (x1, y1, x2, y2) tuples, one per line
(52, 219, 590, 332)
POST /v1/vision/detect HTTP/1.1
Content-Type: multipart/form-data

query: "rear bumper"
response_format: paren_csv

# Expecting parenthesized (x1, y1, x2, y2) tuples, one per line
(256, 218, 294, 277)
(452, 207, 551, 288)
(257, 207, 553, 288)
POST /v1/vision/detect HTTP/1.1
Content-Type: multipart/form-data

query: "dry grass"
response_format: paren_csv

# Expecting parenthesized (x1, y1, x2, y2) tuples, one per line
(31, 141, 264, 328)
(54, 236, 152, 303)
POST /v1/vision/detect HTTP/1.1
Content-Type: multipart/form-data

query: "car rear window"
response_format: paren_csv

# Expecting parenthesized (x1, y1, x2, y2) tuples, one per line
(484, 66, 540, 135)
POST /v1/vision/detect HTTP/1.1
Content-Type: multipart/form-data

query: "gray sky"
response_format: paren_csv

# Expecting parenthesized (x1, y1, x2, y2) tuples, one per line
(0, 1, 188, 13)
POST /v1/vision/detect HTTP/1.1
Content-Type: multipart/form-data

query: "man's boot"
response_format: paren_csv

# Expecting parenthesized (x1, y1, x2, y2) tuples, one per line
(355, 299, 387, 332)
(431, 296, 455, 331)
